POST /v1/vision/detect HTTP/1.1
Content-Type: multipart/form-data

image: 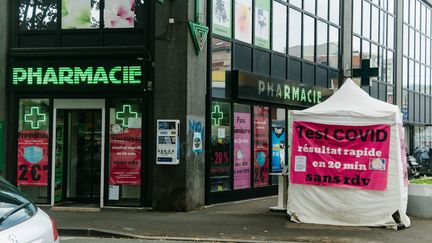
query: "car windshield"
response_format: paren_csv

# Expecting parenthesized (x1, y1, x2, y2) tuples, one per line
(0, 176, 37, 231)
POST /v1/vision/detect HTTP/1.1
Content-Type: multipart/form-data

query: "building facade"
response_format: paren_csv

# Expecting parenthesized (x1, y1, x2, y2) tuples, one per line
(0, 0, 431, 210)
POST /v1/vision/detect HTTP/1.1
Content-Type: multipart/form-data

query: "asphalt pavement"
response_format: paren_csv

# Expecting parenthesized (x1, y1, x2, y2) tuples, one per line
(45, 196, 432, 243)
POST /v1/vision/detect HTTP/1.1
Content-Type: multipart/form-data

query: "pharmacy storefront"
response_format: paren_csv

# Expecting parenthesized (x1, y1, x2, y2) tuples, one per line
(7, 54, 149, 207)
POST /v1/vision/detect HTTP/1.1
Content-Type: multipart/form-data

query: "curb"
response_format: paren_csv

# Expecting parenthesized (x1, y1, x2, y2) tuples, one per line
(58, 228, 295, 243)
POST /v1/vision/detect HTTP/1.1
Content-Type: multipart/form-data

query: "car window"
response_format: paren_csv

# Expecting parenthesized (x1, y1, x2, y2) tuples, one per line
(0, 177, 37, 231)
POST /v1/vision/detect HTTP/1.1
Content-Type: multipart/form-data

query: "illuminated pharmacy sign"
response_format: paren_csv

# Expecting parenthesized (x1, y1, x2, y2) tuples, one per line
(232, 70, 334, 108)
(12, 66, 142, 86)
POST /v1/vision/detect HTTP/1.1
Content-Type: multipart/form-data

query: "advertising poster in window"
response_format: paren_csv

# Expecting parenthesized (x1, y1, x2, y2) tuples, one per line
(271, 123, 285, 173)
(253, 106, 269, 187)
(62, 0, 99, 29)
(235, 0, 252, 43)
(234, 112, 251, 190)
(254, 0, 270, 49)
(210, 102, 231, 192)
(109, 127, 142, 185)
(17, 130, 49, 186)
(290, 121, 390, 190)
(213, 0, 232, 38)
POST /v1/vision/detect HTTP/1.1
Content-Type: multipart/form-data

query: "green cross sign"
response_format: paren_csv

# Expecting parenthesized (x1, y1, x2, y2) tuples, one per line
(116, 105, 138, 127)
(24, 107, 46, 129)
(211, 105, 224, 126)
(352, 59, 379, 86)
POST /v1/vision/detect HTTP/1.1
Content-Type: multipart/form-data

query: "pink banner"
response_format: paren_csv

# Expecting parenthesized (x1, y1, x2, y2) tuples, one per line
(17, 130, 49, 186)
(109, 128, 142, 185)
(234, 112, 251, 190)
(290, 121, 390, 191)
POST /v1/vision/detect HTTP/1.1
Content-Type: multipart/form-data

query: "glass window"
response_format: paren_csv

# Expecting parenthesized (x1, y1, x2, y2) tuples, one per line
(253, 106, 269, 187)
(353, 0, 361, 35)
(415, 62, 419, 91)
(388, 0, 394, 15)
(403, 24, 408, 56)
(317, 0, 328, 20)
(352, 36, 361, 68)
(290, 0, 302, 8)
(362, 39, 370, 59)
(210, 101, 232, 192)
(329, 0, 339, 25)
(409, 0, 415, 26)
(62, 0, 100, 29)
(379, 10, 386, 46)
(404, 0, 409, 23)
(104, 0, 145, 28)
(416, 30, 420, 60)
(19, 0, 58, 30)
(108, 99, 142, 206)
(403, 57, 408, 89)
(427, 37, 431, 65)
(254, 0, 271, 49)
(409, 27, 415, 58)
(421, 34, 426, 63)
(213, 0, 232, 38)
(235, 0, 252, 43)
(272, 1, 287, 53)
(370, 43, 378, 68)
(371, 6, 379, 42)
(288, 8, 302, 58)
(409, 59, 414, 90)
(17, 99, 50, 204)
(304, 0, 316, 14)
(303, 14, 315, 62)
(421, 3, 426, 34)
(212, 38, 232, 98)
(387, 51, 393, 84)
(427, 9, 431, 37)
(329, 25, 339, 68)
(379, 47, 386, 81)
(388, 15, 394, 50)
(317, 21, 328, 65)
(362, 1, 370, 39)
(416, 0, 420, 29)
(234, 104, 251, 190)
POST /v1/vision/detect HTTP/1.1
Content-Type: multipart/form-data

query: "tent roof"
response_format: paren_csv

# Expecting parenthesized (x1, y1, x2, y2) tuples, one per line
(292, 79, 400, 119)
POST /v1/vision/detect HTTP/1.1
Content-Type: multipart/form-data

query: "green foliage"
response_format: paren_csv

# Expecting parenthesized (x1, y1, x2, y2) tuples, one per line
(410, 177, 432, 185)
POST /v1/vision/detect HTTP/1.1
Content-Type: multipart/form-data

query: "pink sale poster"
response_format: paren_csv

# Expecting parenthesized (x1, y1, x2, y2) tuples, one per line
(290, 121, 390, 191)
(233, 112, 251, 189)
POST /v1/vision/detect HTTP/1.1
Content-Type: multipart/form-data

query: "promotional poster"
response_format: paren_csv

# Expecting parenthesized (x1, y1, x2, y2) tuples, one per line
(290, 121, 390, 190)
(109, 128, 142, 185)
(271, 124, 285, 173)
(253, 106, 269, 187)
(233, 112, 251, 190)
(17, 130, 49, 186)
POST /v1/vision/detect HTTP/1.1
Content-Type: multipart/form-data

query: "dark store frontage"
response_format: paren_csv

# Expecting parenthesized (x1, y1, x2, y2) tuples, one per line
(7, 52, 152, 207)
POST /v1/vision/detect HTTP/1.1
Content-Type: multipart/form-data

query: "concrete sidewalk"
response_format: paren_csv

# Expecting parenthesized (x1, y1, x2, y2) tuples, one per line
(45, 196, 432, 243)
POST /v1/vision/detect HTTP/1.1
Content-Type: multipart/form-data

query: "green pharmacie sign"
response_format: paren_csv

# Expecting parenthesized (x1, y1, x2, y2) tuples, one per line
(12, 66, 142, 86)
(232, 70, 334, 108)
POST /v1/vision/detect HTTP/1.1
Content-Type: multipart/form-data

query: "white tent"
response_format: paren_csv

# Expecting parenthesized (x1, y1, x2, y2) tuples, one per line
(287, 78, 410, 229)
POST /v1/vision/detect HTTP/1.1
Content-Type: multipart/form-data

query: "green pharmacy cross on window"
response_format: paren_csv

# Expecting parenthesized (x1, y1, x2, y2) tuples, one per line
(116, 105, 138, 128)
(211, 105, 224, 126)
(352, 59, 379, 86)
(24, 107, 46, 129)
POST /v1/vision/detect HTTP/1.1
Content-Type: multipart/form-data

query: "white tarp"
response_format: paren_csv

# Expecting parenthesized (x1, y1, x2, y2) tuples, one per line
(287, 79, 410, 229)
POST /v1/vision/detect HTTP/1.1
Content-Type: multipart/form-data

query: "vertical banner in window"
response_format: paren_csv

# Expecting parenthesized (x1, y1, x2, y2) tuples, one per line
(109, 103, 142, 185)
(234, 111, 251, 190)
(235, 0, 252, 43)
(253, 106, 269, 187)
(254, 0, 270, 49)
(213, 0, 232, 38)
(17, 101, 49, 186)
(210, 102, 232, 192)
(17, 130, 49, 186)
(271, 122, 285, 173)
